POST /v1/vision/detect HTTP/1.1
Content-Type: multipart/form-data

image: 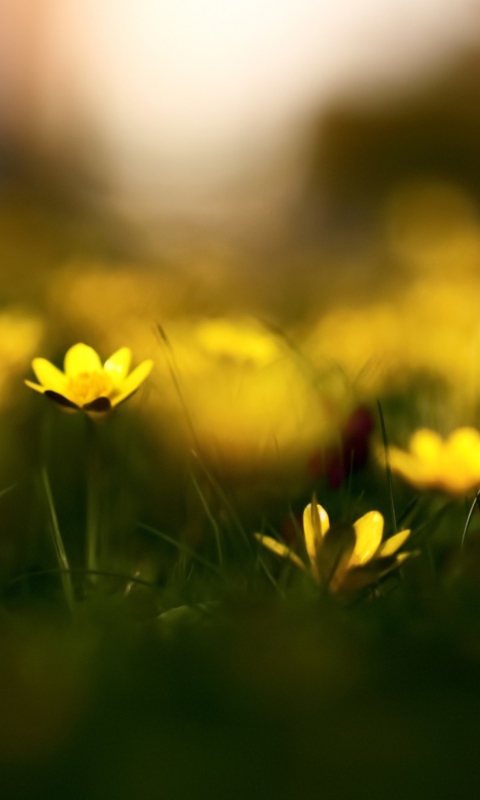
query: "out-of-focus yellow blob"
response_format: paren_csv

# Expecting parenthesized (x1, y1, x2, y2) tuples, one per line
(194, 318, 280, 367)
(307, 181, 480, 404)
(160, 317, 347, 482)
(0, 310, 43, 408)
(307, 272, 480, 406)
(0, 312, 43, 366)
(409, 429, 443, 463)
(307, 302, 402, 395)
(386, 427, 480, 495)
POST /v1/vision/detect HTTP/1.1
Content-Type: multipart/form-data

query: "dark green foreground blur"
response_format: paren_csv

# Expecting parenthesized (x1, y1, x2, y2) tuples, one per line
(1, 580, 480, 800)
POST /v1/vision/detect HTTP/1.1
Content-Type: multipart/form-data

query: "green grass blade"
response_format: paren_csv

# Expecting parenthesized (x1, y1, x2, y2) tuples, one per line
(461, 489, 480, 552)
(137, 522, 223, 578)
(190, 472, 223, 568)
(41, 467, 75, 611)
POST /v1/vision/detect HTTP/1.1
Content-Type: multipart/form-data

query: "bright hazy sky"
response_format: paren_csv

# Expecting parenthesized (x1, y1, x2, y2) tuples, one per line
(3, 0, 480, 205)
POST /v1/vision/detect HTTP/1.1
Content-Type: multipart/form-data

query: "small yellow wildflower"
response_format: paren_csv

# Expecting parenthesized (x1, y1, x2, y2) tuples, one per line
(25, 343, 153, 413)
(255, 498, 411, 593)
(387, 427, 480, 495)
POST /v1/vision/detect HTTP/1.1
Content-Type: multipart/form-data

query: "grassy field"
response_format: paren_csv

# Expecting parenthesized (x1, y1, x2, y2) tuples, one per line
(1, 175, 480, 798)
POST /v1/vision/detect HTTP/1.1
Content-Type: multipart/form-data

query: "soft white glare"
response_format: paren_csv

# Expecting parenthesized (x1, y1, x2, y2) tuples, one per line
(4, 0, 480, 201)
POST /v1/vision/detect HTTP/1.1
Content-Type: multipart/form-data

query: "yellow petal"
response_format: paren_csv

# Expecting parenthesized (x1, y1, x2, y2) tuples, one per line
(25, 379, 46, 394)
(376, 529, 411, 558)
(394, 552, 411, 566)
(254, 534, 305, 570)
(303, 500, 330, 566)
(32, 358, 68, 394)
(446, 429, 480, 486)
(350, 511, 384, 567)
(103, 348, 132, 388)
(110, 360, 153, 406)
(64, 344, 102, 377)
(447, 427, 480, 457)
(387, 447, 432, 488)
(409, 429, 443, 462)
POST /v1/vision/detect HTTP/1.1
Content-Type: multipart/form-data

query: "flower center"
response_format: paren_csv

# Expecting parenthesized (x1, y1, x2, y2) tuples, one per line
(68, 372, 112, 406)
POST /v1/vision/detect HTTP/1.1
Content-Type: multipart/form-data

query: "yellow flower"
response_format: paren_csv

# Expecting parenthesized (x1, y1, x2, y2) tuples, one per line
(255, 498, 411, 593)
(25, 343, 153, 413)
(387, 427, 480, 495)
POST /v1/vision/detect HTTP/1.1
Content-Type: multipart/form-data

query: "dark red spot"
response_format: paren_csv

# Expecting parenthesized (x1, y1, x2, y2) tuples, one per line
(308, 405, 375, 488)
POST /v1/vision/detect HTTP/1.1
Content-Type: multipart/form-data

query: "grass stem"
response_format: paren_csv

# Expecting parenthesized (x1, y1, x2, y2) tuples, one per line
(41, 467, 75, 611)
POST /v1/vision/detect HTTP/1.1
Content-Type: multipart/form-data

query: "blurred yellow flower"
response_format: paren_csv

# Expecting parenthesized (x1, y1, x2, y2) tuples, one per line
(0, 310, 43, 409)
(25, 343, 153, 413)
(387, 428, 480, 495)
(154, 317, 344, 484)
(256, 498, 411, 593)
(194, 318, 280, 367)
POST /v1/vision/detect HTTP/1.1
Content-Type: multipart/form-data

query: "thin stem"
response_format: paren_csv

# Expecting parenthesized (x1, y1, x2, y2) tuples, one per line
(191, 452, 253, 554)
(85, 417, 100, 577)
(138, 522, 223, 577)
(461, 490, 480, 552)
(190, 472, 223, 568)
(41, 467, 75, 611)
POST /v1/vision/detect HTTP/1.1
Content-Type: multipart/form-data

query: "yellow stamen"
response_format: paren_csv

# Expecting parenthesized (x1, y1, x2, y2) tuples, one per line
(67, 372, 112, 406)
